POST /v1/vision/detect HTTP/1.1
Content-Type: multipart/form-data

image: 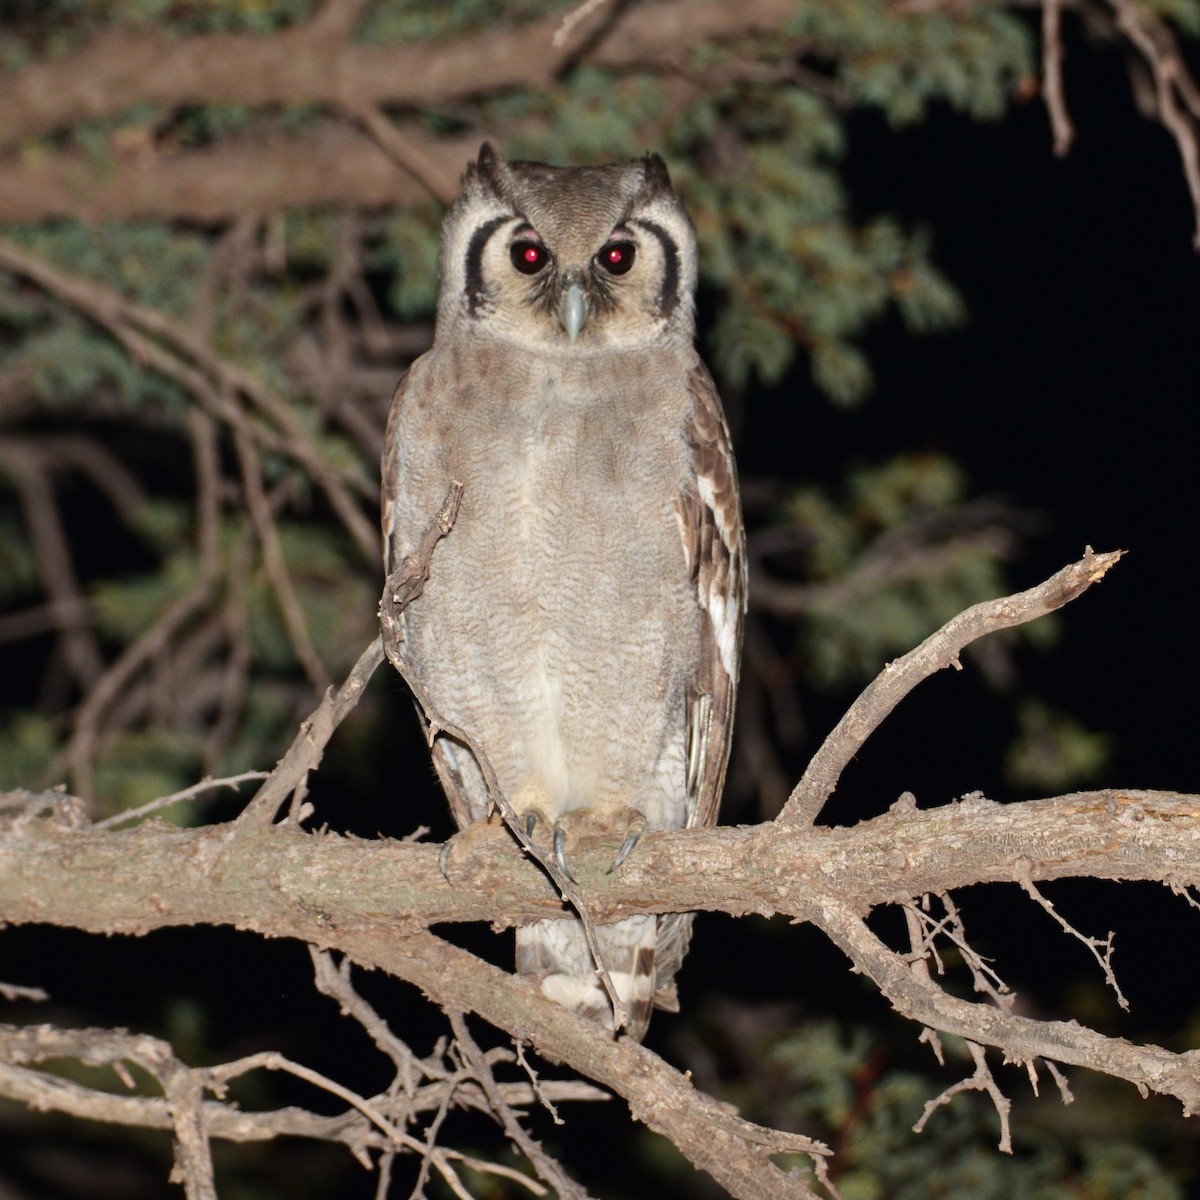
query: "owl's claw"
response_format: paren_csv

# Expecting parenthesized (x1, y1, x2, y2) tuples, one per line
(552, 822, 579, 885)
(521, 810, 578, 884)
(606, 813, 647, 874)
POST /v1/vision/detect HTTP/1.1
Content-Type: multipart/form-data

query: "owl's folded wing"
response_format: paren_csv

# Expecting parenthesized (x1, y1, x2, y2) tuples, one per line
(675, 363, 747, 831)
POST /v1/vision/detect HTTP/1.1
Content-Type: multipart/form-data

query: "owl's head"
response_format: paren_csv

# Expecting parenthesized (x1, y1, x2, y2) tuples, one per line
(436, 144, 698, 354)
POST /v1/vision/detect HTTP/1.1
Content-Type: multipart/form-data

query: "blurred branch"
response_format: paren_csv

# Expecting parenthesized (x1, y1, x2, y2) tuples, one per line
(0, 238, 379, 563)
(0, 439, 105, 691)
(749, 497, 1022, 618)
(1108, 0, 1200, 247)
(940, 0, 1200, 245)
(0, 0, 793, 152)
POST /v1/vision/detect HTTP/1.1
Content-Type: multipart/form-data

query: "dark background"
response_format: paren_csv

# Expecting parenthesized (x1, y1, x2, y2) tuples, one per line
(5, 24, 1200, 1197)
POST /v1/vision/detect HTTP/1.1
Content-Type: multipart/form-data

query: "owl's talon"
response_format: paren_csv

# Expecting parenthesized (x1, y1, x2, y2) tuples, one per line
(524, 812, 538, 839)
(552, 822, 578, 885)
(607, 814, 648, 874)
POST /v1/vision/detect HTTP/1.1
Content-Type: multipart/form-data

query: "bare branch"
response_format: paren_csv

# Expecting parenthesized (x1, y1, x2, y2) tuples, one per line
(777, 548, 1124, 827)
(1017, 865, 1130, 1010)
(231, 422, 332, 693)
(913, 1041, 1013, 1153)
(0, 237, 380, 563)
(235, 635, 385, 826)
(449, 1012, 592, 1200)
(93, 771, 269, 831)
(0, 0, 795, 152)
(349, 105, 461, 204)
(1109, 0, 1200, 247)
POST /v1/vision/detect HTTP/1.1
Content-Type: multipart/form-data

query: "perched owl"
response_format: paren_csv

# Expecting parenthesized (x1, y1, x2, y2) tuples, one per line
(382, 144, 745, 1040)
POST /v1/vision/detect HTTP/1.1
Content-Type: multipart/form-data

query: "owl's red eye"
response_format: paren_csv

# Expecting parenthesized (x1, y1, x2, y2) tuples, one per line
(596, 241, 636, 275)
(511, 241, 548, 275)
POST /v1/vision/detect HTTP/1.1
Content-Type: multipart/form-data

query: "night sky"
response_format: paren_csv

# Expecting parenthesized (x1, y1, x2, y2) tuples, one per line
(744, 32, 1200, 810)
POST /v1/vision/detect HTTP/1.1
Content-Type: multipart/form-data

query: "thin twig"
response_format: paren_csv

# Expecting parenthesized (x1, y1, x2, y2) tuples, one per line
(232, 421, 331, 693)
(1017, 864, 1129, 1010)
(235, 636, 385, 826)
(449, 1012, 589, 1200)
(552, 0, 613, 47)
(309, 948, 424, 1095)
(94, 772, 268, 830)
(913, 1040, 1013, 1153)
(350, 105, 460, 203)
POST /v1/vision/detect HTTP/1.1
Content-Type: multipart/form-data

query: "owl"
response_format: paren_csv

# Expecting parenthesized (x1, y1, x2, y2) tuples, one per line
(382, 144, 745, 1040)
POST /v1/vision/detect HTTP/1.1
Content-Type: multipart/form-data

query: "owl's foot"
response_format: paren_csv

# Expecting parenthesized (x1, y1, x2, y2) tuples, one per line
(524, 808, 648, 882)
(437, 815, 512, 885)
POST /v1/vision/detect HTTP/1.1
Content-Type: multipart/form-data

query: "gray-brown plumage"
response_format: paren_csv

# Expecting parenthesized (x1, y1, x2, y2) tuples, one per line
(382, 144, 745, 1039)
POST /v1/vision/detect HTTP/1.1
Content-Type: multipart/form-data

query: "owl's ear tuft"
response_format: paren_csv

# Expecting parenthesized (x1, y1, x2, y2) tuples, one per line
(468, 141, 508, 198)
(641, 153, 673, 193)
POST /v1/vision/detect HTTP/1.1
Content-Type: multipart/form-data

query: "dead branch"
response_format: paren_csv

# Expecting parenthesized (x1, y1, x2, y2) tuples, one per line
(231, 422, 332, 693)
(234, 635, 385, 827)
(777, 547, 1124, 827)
(0, 0, 794, 152)
(1017, 865, 1129, 1010)
(8, 551, 1200, 1196)
(449, 1012, 593, 1200)
(1109, 0, 1200, 247)
(12, 784, 1200, 934)
(0, 440, 105, 691)
(0, 1020, 601, 1168)
(913, 1040, 1013, 1153)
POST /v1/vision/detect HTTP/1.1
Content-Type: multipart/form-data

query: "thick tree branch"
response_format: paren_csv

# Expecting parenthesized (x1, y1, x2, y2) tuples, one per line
(6, 788, 1200, 939)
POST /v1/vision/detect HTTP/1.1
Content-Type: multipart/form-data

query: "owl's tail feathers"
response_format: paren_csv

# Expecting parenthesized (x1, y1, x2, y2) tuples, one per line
(516, 915, 657, 1041)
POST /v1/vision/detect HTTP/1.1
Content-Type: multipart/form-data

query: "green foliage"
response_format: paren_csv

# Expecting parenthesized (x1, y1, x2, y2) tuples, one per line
(5, 315, 188, 413)
(1005, 699, 1112, 794)
(89, 729, 204, 818)
(710, 1019, 1182, 1199)
(10, 223, 209, 314)
(828, 6, 1032, 125)
(1141, 0, 1200, 36)
(0, 711, 60, 790)
(778, 454, 1013, 686)
(373, 204, 443, 319)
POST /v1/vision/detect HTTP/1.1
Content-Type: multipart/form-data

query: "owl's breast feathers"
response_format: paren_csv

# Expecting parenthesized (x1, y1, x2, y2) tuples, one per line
(384, 345, 743, 827)
(383, 336, 744, 1039)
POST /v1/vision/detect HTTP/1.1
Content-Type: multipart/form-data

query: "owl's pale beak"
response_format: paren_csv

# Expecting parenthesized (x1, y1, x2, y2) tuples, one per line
(558, 282, 589, 342)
